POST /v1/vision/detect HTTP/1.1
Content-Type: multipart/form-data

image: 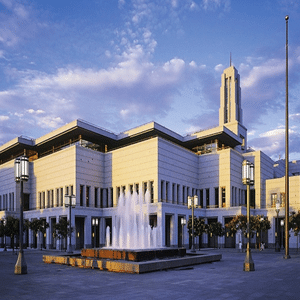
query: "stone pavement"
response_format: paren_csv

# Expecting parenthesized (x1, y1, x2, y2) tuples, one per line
(0, 248, 299, 300)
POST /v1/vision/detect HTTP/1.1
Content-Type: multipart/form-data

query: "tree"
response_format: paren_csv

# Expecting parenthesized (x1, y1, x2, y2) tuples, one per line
(195, 218, 208, 249)
(29, 219, 49, 250)
(290, 211, 300, 252)
(187, 216, 208, 249)
(225, 215, 270, 248)
(53, 218, 72, 251)
(207, 221, 225, 249)
(5, 216, 19, 252)
(289, 211, 300, 235)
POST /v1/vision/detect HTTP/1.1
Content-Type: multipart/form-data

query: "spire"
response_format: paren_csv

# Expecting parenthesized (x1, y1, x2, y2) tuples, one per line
(230, 52, 232, 67)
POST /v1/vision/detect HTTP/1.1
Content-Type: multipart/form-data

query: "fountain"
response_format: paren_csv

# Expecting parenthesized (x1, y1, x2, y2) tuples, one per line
(108, 186, 161, 249)
(43, 183, 222, 273)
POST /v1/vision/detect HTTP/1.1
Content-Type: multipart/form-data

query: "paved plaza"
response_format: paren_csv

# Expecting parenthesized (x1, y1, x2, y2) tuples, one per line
(0, 248, 299, 300)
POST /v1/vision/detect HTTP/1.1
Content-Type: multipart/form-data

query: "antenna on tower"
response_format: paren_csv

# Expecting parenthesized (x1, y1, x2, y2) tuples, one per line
(230, 52, 232, 66)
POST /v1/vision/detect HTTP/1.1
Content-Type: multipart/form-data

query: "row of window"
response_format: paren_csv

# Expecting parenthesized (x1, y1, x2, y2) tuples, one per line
(0, 193, 14, 211)
(79, 185, 113, 208)
(116, 181, 154, 203)
(271, 193, 285, 208)
(160, 180, 227, 208)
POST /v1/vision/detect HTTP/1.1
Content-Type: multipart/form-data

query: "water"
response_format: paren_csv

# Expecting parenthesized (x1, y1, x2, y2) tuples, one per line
(106, 186, 162, 249)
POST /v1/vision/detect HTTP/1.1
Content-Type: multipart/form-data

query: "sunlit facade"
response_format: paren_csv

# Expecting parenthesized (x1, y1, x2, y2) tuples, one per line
(1, 66, 299, 250)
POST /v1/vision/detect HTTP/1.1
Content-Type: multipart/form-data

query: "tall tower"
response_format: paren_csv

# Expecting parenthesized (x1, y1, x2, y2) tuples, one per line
(219, 65, 247, 151)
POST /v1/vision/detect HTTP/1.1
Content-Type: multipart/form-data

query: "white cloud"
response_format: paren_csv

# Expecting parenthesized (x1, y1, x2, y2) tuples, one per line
(0, 115, 9, 121)
(214, 64, 224, 72)
(241, 59, 285, 88)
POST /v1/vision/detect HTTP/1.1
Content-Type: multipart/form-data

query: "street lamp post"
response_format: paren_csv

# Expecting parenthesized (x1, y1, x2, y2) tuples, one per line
(3, 218, 7, 251)
(14, 156, 29, 275)
(280, 219, 285, 250)
(188, 195, 198, 253)
(242, 160, 255, 272)
(284, 14, 290, 260)
(275, 199, 281, 252)
(65, 193, 76, 254)
(181, 217, 186, 248)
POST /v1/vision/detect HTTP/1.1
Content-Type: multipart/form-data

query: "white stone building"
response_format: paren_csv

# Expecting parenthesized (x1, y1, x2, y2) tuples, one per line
(1, 66, 299, 250)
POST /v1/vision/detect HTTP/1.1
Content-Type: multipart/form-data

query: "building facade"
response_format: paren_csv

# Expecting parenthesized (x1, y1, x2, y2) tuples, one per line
(1, 66, 299, 250)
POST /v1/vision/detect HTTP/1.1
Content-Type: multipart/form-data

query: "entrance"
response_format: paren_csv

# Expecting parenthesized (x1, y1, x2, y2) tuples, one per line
(178, 216, 184, 247)
(75, 217, 85, 250)
(165, 215, 172, 247)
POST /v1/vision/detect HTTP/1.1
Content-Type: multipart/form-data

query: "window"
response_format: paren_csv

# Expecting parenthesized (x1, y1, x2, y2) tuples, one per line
(42, 191, 45, 208)
(161, 180, 164, 201)
(182, 186, 186, 205)
(80, 185, 84, 206)
(221, 187, 226, 207)
(215, 187, 219, 207)
(110, 187, 113, 207)
(94, 187, 98, 207)
(172, 183, 176, 203)
(60, 188, 63, 206)
(149, 181, 154, 203)
(86, 186, 90, 207)
(56, 189, 59, 207)
(280, 193, 285, 207)
(271, 193, 277, 208)
(200, 189, 203, 208)
(166, 181, 169, 202)
(206, 188, 210, 207)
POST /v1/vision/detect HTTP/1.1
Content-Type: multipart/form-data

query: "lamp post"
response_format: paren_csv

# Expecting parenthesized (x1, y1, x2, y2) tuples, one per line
(275, 199, 281, 252)
(14, 156, 29, 275)
(284, 14, 290, 260)
(242, 160, 255, 271)
(181, 217, 186, 248)
(280, 219, 285, 250)
(188, 195, 198, 253)
(3, 218, 7, 251)
(65, 193, 76, 254)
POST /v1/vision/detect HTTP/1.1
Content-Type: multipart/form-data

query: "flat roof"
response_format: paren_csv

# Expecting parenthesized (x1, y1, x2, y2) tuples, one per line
(0, 119, 242, 164)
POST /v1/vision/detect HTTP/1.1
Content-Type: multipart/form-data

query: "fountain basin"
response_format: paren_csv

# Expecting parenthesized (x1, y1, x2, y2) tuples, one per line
(43, 248, 222, 274)
(81, 248, 186, 262)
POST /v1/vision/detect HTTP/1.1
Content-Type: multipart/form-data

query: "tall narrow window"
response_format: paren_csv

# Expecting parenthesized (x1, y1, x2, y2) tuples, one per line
(280, 193, 285, 208)
(94, 187, 98, 208)
(80, 185, 84, 206)
(182, 186, 186, 205)
(60, 188, 63, 206)
(206, 188, 210, 208)
(200, 189, 203, 208)
(221, 187, 226, 207)
(110, 187, 113, 207)
(214, 187, 219, 207)
(271, 193, 277, 208)
(166, 181, 169, 202)
(86, 186, 90, 207)
(150, 181, 154, 203)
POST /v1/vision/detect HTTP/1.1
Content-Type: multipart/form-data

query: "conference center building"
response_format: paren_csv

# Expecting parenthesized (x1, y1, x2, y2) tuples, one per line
(1, 65, 300, 250)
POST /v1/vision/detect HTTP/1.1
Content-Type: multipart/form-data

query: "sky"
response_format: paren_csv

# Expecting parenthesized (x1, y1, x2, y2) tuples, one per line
(0, 0, 300, 161)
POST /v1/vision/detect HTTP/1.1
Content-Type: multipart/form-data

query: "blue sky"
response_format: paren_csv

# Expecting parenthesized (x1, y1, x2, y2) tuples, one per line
(1, 0, 300, 161)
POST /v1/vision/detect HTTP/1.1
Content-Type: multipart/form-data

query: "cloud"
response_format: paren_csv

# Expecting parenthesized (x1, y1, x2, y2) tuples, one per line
(202, 0, 231, 11)
(0, 0, 35, 47)
(0, 115, 9, 121)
